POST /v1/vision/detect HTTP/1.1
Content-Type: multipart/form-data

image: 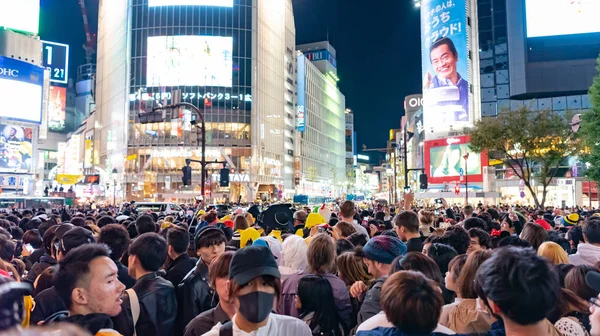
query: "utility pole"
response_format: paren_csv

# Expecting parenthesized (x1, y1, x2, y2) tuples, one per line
(464, 153, 469, 206)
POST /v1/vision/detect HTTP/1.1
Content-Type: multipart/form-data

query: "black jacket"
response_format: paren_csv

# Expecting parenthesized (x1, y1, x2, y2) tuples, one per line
(30, 286, 66, 325)
(26, 253, 56, 283)
(175, 260, 217, 336)
(116, 261, 136, 289)
(23, 248, 45, 271)
(164, 254, 197, 288)
(44, 311, 118, 335)
(112, 273, 177, 336)
(184, 303, 230, 336)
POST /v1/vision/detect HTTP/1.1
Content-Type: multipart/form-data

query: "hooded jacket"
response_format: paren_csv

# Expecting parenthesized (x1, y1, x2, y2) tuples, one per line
(568, 243, 600, 266)
(25, 253, 56, 283)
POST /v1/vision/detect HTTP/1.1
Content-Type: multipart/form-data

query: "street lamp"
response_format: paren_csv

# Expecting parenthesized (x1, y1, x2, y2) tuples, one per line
(112, 168, 118, 206)
(463, 153, 469, 206)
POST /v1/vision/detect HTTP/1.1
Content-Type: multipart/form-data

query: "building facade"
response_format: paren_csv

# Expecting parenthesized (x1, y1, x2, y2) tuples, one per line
(295, 43, 345, 198)
(94, 0, 296, 203)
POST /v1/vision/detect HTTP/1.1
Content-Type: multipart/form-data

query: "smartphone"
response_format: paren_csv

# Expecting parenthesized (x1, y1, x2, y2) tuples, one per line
(24, 244, 34, 253)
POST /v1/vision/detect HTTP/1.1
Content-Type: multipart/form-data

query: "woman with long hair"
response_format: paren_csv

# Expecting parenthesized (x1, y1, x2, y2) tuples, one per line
(297, 275, 346, 336)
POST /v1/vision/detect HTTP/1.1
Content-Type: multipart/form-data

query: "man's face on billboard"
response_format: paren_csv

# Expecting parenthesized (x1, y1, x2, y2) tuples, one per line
(9, 128, 16, 137)
(430, 43, 457, 80)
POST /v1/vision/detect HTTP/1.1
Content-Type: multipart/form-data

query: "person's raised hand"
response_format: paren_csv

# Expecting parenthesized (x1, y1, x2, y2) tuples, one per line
(350, 280, 368, 298)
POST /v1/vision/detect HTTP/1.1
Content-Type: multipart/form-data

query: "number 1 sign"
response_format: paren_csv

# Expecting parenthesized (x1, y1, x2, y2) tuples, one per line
(42, 41, 69, 84)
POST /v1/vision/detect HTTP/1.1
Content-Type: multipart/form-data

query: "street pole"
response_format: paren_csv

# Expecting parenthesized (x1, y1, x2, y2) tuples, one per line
(403, 127, 409, 188)
(393, 149, 398, 204)
(113, 179, 116, 206)
(464, 153, 469, 206)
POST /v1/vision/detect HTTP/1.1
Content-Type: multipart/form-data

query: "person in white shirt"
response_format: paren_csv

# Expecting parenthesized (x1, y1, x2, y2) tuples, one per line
(203, 246, 311, 336)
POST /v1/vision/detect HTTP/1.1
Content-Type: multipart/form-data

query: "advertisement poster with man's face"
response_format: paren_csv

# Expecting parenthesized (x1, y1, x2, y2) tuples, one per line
(421, 0, 470, 127)
(0, 124, 33, 173)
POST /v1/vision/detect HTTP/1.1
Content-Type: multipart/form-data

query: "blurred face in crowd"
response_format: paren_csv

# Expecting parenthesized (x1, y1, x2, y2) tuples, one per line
(467, 236, 485, 254)
(197, 242, 225, 264)
(75, 256, 125, 316)
(422, 242, 432, 256)
(445, 266, 458, 293)
(216, 276, 232, 304)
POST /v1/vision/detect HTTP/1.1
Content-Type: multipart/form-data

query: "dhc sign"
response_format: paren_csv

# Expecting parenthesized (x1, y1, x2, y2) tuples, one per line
(0, 68, 18, 77)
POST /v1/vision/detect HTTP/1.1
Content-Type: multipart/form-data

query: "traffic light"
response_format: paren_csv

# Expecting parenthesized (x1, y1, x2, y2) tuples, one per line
(219, 168, 230, 187)
(419, 173, 428, 190)
(454, 184, 460, 195)
(182, 166, 192, 186)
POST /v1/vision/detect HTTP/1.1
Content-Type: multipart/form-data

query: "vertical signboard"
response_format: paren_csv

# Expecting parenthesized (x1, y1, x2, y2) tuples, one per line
(421, 0, 470, 129)
(48, 86, 66, 131)
(41, 41, 69, 84)
(296, 54, 306, 132)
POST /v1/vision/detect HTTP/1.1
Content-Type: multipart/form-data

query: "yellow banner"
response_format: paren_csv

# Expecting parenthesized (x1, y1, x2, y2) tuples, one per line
(126, 154, 137, 161)
(56, 174, 82, 185)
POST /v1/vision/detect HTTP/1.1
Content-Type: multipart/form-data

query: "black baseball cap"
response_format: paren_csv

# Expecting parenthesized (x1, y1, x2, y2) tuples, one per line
(229, 246, 280, 285)
(59, 227, 95, 254)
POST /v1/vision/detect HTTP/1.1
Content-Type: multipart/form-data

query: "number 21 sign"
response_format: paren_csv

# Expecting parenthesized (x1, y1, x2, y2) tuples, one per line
(42, 41, 69, 84)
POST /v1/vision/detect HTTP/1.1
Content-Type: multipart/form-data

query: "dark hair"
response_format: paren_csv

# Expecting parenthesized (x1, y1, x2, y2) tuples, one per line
(567, 226, 584, 251)
(441, 226, 470, 255)
(469, 228, 491, 249)
(546, 230, 570, 253)
(497, 235, 531, 248)
(565, 265, 599, 301)
(233, 215, 248, 231)
(22, 229, 43, 249)
(167, 226, 190, 255)
(448, 254, 469, 283)
(9, 226, 23, 240)
(463, 205, 474, 217)
(129, 233, 167, 272)
(33, 266, 56, 297)
(382, 271, 443, 333)
(96, 216, 115, 228)
(70, 217, 85, 227)
(464, 218, 485, 231)
(135, 215, 156, 235)
(336, 239, 355, 256)
(0, 219, 12, 230)
(25, 218, 42, 233)
(0, 237, 15, 261)
(346, 232, 368, 248)
(555, 263, 575, 287)
(208, 251, 235, 288)
(548, 288, 590, 324)
(426, 243, 457, 275)
(98, 224, 131, 261)
(390, 252, 443, 284)
(340, 201, 356, 218)
(475, 246, 560, 325)
(54, 244, 112, 309)
(6, 215, 19, 226)
(393, 211, 419, 233)
(583, 219, 600, 244)
(298, 275, 345, 336)
(127, 222, 138, 239)
(194, 228, 227, 249)
(42, 225, 59, 254)
(520, 223, 548, 250)
(204, 211, 218, 224)
(335, 222, 357, 238)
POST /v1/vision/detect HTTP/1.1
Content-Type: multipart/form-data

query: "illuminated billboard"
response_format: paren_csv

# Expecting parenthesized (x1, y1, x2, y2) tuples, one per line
(0, 124, 33, 173)
(148, 0, 232, 7)
(420, 0, 470, 128)
(526, 0, 600, 38)
(48, 86, 66, 131)
(0, 57, 44, 124)
(297, 55, 306, 132)
(42, 41, 69, 84)
(424, 135, 488, 184)
(0, 0, 39, 35)
(147, 35, 233, 88)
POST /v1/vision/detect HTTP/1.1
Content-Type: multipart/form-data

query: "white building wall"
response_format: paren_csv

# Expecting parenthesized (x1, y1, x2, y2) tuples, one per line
(95, 0, 132, 201)
(297, 55, 346, 196)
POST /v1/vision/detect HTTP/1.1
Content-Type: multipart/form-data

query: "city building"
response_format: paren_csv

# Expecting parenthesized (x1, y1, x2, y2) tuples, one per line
(295, 41, 345, 198)
(93, 0, 297, 203)
(344, 109, 357, 194)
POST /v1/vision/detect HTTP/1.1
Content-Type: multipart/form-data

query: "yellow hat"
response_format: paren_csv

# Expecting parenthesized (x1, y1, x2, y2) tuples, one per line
(239, 227, 261, 248)
(269, 230, 282, 242)
(197, 210, 206, 217)
(219, 214, 231, 223)
(305, 213, 327, 230)
(295, 228, 305, 238)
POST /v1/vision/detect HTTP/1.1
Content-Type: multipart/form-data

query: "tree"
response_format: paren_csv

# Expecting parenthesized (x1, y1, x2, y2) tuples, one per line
(468, 107, 582, 208)
(581, 55, 600, 182)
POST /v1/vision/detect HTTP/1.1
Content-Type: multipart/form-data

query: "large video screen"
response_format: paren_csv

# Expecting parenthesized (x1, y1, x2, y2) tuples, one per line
(526, 0, 600, 37)
(0, 0, 39, 35)
(48, 86, 66, 131)
(149, 0, 232, 7)
(424, 135, 487, 184)
(0, 124, 33, 173)
(0, 57, 44, 124)
(420, 0, 471, 129)
(147, 36, 233, 88)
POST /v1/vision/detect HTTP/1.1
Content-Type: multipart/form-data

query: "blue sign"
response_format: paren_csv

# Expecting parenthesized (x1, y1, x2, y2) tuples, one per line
(297, 54, 306, 132)
(42, 41, 69, 84)
(421, 0, 470, 127)
(520, 191, 526, 198)
(0, 57, 44, 124)
(304, 49, 337, 68)
(459, 168, 464, 176)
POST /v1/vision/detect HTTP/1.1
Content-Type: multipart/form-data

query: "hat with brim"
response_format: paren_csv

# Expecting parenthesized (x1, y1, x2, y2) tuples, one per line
(229, 246, 280, 285)
(231, 266, 281, 286)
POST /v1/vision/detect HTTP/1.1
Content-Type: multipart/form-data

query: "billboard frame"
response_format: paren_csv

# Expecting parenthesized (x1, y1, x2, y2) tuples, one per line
(424, 135, 488, 184)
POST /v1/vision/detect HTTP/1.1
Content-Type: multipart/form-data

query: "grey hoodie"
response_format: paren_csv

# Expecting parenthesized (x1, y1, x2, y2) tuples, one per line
(568, 243, 600, 266)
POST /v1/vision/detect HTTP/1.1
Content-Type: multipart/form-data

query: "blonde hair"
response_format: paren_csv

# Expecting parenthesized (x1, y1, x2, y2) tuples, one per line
(537, 241, 568, 265)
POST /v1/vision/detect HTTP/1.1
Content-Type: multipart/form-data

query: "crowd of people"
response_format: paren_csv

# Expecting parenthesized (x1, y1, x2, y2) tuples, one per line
(1, 198, 600, 336)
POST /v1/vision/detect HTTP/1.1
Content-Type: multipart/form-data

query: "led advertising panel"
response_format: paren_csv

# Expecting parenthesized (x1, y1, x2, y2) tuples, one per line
(421, 0, 470, 128)
(0, 0, 39, 35)
(0, 124, 33, 173)
(147, 35, 233, 88)
(0, 57, 44, 124)
(424, 135, 488, 184)
(48, 86, 66, 131)
(526, 0, 600, 38)
(42, 41, 69, 84)
(149, 0, 232, 7)
(297, 55, 306, 132)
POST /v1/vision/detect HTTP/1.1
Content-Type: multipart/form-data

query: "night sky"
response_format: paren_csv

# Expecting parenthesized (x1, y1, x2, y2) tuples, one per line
(39, 0, 422, 151)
